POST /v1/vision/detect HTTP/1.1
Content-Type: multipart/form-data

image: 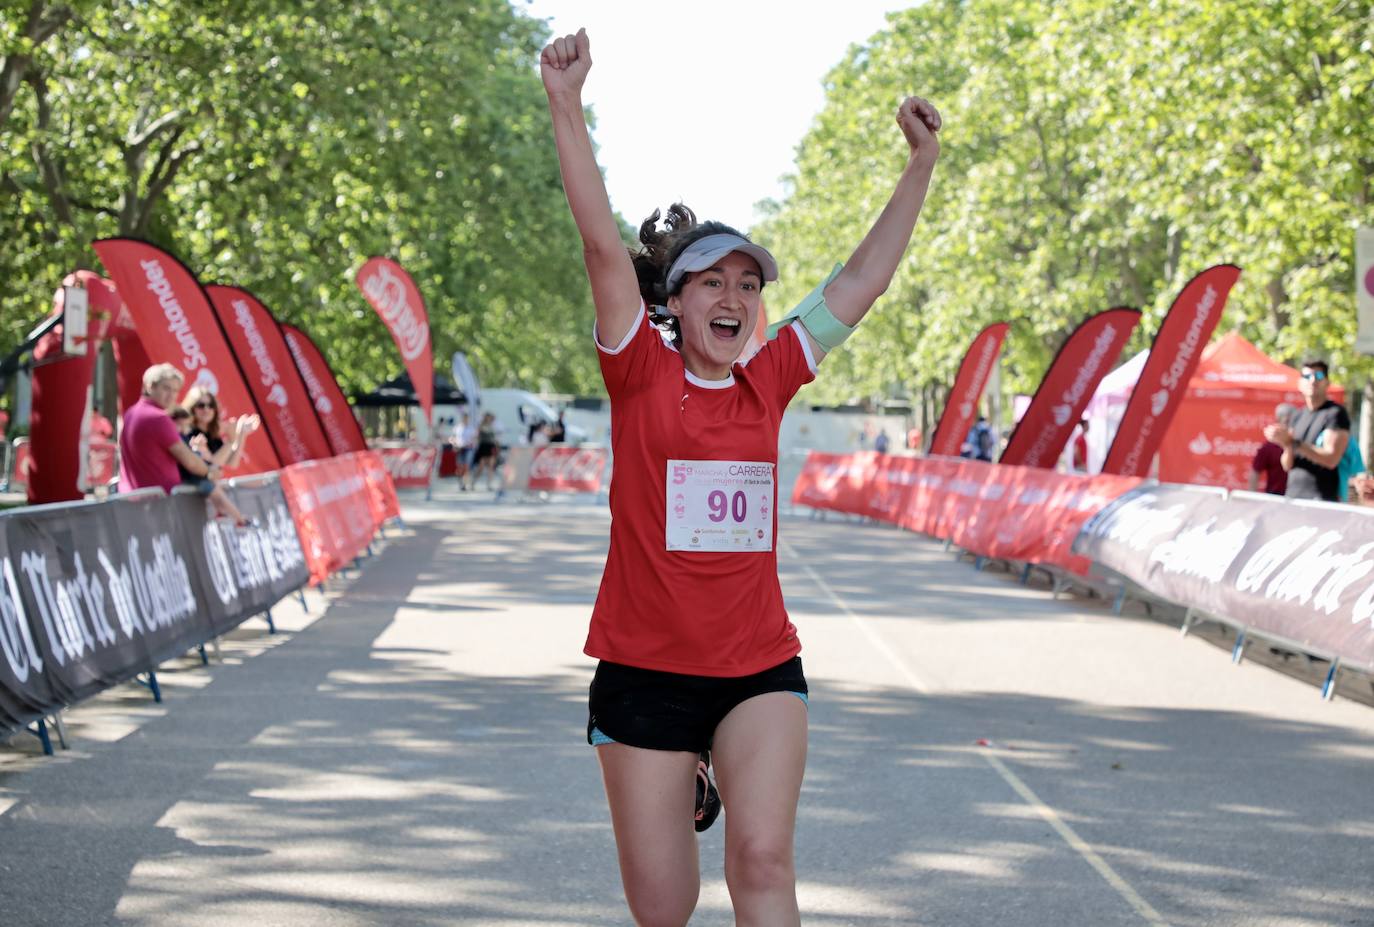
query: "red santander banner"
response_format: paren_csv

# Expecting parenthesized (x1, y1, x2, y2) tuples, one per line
(91, 238, 281, 474)
(1101, 265, 1240, 476)
(280, 323, 369, 455)
(207, 285, 333, 464)
(529, 446, 608, 493)
(355, 257, 433, 425)
(278, 453, 378, 584)
(928, 323, 1010, 457)
(791, 451, 1143, 576)
(1000, 307, 1141, 468)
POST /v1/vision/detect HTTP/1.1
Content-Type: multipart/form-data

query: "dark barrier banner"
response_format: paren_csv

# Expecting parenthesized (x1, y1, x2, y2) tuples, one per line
(1074, 485, 1374, 670)
(928, 323, 1010, 457)
(1101, 265, 1240, 476)
(280, 323, 370, 455)
(355, 257, 434, 426)
(791, 451, 1142, 575)
(1000, 307, 1141, 467)
(207, 285, 334, 464)
(90, 238, 282, 475)
(0, 481, 310, 737)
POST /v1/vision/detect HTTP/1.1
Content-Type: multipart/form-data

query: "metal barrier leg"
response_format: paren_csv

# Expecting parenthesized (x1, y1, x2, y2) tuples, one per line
(1231, 631, 1247, 665)
(1321, 660, 1340, 701)
(296, 589, 308, 612)
(974, 556, 986, 571)
(1019, 563, 1032, 585)
(50, 712, 68, 750)
(1113, 587, 1127, 616)
(27, 719, 54, 756)
(264, 609, 276, 634)
(137, 671, 163, 703)
(197, 644, 209, 666)
(1180, 608, 1196, 637)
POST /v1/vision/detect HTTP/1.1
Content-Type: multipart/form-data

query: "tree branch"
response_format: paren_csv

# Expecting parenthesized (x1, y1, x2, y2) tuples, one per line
(25, 69, 75, 226)
(0, 0, 74, 127)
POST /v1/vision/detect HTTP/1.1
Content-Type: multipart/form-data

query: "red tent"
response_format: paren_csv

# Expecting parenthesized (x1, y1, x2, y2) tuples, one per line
(1157, 332, 1344, 489)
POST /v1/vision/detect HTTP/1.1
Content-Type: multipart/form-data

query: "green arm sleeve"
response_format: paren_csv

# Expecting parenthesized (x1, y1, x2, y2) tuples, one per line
(764, 263, 853, 352)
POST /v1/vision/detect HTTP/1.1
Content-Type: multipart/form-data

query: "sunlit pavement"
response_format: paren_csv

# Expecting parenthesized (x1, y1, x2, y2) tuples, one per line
(2, 486, 1372, 926)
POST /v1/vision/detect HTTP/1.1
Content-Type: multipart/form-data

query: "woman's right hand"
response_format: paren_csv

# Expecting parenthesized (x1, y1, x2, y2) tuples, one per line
(540, 28, 591, 99)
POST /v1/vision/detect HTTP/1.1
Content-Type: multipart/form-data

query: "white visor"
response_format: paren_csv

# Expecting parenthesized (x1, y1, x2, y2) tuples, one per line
(663, 233, 779, 292)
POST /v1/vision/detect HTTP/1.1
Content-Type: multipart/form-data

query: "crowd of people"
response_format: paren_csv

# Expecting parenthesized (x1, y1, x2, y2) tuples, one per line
(117, 362, 260, 526)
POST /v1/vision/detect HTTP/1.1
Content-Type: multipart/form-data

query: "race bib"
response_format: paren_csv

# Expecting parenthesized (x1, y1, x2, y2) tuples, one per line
(666, 459, 775, 552)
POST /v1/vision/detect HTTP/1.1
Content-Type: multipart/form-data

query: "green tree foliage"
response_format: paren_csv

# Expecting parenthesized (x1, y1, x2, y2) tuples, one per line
(754, 0, 1374, 404)
(1, 0, 600, 396)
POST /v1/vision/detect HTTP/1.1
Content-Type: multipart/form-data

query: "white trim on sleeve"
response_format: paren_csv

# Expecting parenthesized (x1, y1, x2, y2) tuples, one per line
(594, 300, 646, 355)
(790, 320, 819, 374)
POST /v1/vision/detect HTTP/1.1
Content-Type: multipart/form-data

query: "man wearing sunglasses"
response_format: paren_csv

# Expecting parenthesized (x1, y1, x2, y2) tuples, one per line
(1263, 360, 1350, 502)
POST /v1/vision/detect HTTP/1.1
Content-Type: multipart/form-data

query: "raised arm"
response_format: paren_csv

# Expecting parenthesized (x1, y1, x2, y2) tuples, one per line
(541, 29, 641, 348)
(821, 97, 941, 329)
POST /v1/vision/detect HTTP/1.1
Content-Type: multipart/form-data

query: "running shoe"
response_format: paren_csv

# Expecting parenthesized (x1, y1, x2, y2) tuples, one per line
(694, 750, 721, 832)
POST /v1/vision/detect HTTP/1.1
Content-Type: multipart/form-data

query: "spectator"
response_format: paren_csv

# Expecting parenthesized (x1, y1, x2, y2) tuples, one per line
(1248, 403, 1291, 495)
(906, 425, 922, 451)
(182, 385, 260, 472)
(549, 410, 568, 444)
(170, 406, 252, 526)
(119, 364, 221, 495)
(962, 416, 994, 462)
(1263, 359, 1349, 502)
(455, 412, 478, 490)
(88, 406, 114, 439)
(874, 428, 890, 454)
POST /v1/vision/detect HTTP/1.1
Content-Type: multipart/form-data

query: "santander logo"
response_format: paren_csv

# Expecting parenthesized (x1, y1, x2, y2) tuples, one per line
(1051, 404, 1072, 427)
(1189, 433, 1213, 455)
(361, 264, 428, 362)
(1150, 389, 1169, 416)
(194, 368, 220, 395)
(267, 384, 289, 407)
(959, 401, 973, 420)
(314, 395, 334, 415)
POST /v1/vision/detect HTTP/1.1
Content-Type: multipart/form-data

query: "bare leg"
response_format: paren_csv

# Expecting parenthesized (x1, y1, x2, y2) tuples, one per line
(712, 692, 808, 927)
(207, 485, 250, 527)
(596, 743, 701, 927)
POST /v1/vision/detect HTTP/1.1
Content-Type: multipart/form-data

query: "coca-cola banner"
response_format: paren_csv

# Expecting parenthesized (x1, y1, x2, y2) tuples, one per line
(372, 442, 438, 489)
(1102, 266, 1240, 476)
(1074, 485, 1374, 670)
(278, 453, 384, 585)
(0, 480, 309, 737)
(528, 446, 609, 493)
(928, 323, 1010, 457)
(280, 323, 369, 455)
(90, 239, 281, 474)
(1001, 308, 1141, 468)
(791, 452, 1142, 575)
(355, 257, 434, 425)
(207, 286, 334, 464)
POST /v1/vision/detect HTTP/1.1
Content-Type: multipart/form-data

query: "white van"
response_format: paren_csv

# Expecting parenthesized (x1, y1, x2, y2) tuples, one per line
(479, 389, 588, 446)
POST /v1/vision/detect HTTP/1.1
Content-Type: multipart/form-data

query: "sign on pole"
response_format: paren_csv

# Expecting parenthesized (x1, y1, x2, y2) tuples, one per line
(1357, 227, 1374, 354)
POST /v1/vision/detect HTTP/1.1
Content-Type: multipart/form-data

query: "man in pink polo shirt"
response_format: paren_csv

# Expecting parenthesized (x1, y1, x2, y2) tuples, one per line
(119, 363, 219, 493)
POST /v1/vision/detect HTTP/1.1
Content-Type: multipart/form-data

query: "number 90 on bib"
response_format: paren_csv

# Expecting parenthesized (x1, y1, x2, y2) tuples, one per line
(665, 459, 775, 552)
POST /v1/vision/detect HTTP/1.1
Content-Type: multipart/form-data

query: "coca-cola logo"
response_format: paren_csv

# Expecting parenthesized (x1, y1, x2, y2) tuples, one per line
(361, 264, 428, 362)
(529, 448, 606, 485)
(379, 446, 436, 479)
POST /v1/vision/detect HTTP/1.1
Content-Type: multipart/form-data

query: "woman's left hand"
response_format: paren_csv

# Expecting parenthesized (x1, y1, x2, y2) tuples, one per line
(896, 96, 941, 166)
(234, 414, 261, 438)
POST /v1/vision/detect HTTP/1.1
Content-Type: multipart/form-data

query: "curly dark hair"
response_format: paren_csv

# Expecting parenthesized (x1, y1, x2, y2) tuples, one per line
(630, 204, 764, 345)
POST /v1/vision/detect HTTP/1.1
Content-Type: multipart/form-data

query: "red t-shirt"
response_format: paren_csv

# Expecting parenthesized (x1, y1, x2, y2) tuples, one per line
(587, 305, 817, 676)
(118, 396, 182, 493)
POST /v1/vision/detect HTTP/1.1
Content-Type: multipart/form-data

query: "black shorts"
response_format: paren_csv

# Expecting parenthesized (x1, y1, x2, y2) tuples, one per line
(587, 656, 808, 753)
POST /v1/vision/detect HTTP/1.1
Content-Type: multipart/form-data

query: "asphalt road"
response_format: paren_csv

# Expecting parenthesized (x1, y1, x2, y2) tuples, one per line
(1, 492, 1371, 926)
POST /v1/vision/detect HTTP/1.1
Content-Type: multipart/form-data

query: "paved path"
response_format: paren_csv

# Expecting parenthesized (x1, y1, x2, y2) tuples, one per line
(1, 493, 1372, 926)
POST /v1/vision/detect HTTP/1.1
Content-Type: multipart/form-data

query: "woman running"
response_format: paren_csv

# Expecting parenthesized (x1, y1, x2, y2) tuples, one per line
(541, 28, 940, 927)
